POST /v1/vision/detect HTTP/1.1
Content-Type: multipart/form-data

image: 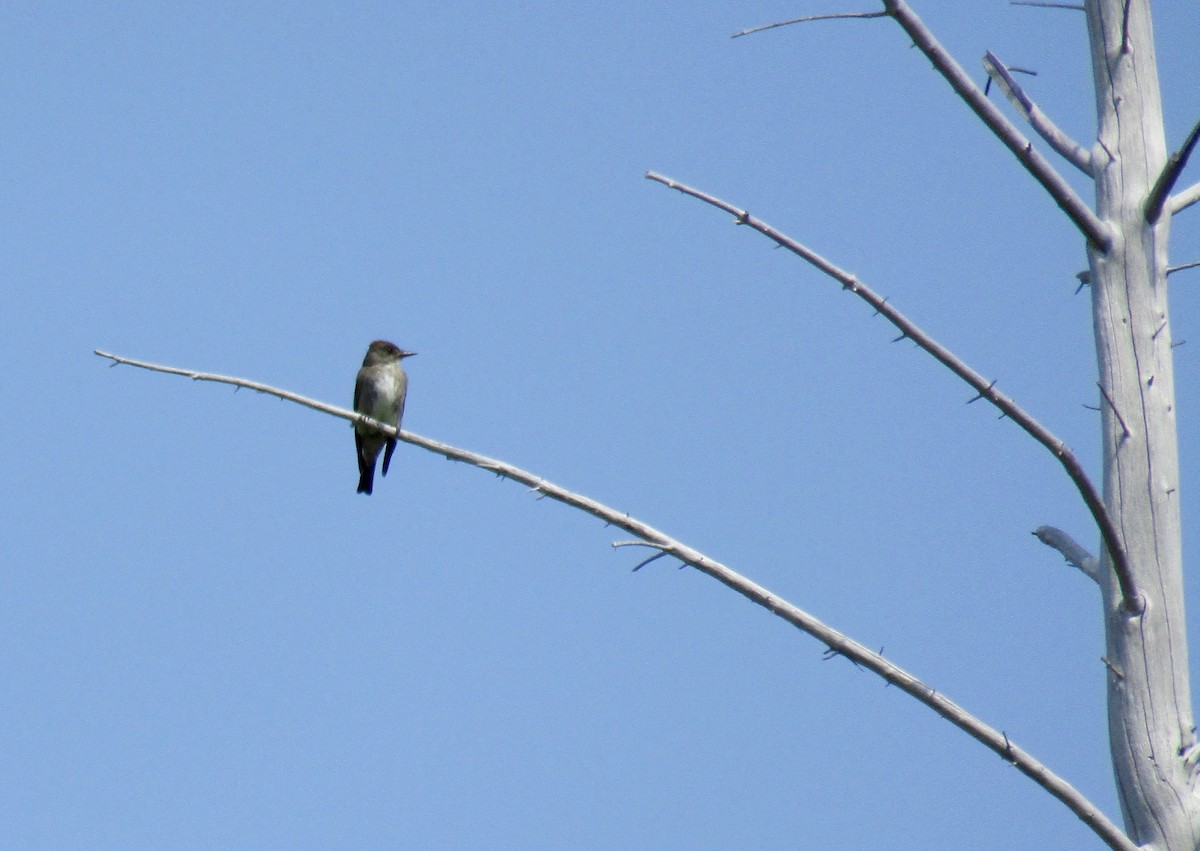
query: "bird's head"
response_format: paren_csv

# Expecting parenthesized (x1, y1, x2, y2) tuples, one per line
(363, 340, 418, 365)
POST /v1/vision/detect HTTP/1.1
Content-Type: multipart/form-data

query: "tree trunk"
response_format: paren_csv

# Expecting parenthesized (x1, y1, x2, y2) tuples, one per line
(1086, 1, 1198, 846)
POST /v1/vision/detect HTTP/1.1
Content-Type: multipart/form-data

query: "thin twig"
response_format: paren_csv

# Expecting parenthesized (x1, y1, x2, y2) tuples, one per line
(982, 51, 1091, 173)
(1096, 382, 1131, 439)
(732, 11, 887, 38)
(1033, 525, 1100, 581)
(882, 0, 1110, 250)
(643, 172, 1143, 618)
(613, 540, 676, 571)
(95, 346, 1135, 851)
(1148, 118, 1200, 222)
(1102, 657, 1125, 680)
(1011, 1, 1085, 9)
(632, 551, 671, 572)
(1167, 260, 1200, 277)
(95, 351, 356, 420)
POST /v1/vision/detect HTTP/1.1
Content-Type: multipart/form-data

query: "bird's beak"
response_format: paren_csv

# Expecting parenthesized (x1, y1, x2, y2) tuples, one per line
(400, 351, 417, 359)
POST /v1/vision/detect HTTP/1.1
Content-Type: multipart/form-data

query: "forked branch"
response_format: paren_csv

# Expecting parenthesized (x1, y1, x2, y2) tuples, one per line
(93, 347, 1135, 851)
(644, 172, 1142, 615)
(735, 3, 1109, 246)
(881, 0, 1110, 250)
(982, 51, 1092, 174)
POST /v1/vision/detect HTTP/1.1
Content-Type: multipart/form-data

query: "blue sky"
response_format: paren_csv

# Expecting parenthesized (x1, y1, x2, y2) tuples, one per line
(5, 2, 1200, 848)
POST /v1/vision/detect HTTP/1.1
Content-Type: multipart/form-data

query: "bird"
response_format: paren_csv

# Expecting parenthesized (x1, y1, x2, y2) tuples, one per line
(353, 340, 416, 494)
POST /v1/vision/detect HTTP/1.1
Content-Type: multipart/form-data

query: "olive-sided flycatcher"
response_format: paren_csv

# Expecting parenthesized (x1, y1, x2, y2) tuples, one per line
(354, 340, 416, 495)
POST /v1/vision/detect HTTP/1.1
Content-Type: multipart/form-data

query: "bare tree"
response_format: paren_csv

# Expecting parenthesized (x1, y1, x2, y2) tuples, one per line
(687, 1, 1200, 847)
(97, 1, 1199, 847)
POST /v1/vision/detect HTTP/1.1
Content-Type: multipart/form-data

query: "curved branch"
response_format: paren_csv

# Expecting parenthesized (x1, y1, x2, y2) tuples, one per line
(93, 347, 1136, 851)
(982, 51, 1092, 174)
(643, 172, 1143, 615)
(882, 0, 1111, 251)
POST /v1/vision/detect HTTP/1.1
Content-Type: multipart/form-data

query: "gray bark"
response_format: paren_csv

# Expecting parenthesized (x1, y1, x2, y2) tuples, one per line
(1085, 1, 1199, 846)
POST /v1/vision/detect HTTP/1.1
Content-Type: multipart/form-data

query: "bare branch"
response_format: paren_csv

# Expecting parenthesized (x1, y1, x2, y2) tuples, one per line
(982, 51, 1092, 173)
(644, 172, 1143, 616)
(1033, 525, 1099, 581)
(94, 346, 1137, 851)
(1120, 0, 1133, 54)
(732, 11, 887, 39)
(881, 0, 1110, 250)
(1010, 1, 1085, 9)
(1167, 260, 1200, 277)
(1170, 181, 1200, 215)
(95, 350, 355, 420)
(1102, 656, 1125, 681)
(1096, 381, 1131, 440)
(1147, 118, 1200, 223)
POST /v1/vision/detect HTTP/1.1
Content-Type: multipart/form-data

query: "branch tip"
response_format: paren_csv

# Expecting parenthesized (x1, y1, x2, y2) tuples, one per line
(1033, 525, 1099, 581)
(732, 11, 888, 39)
(982, 50, 1091, 173)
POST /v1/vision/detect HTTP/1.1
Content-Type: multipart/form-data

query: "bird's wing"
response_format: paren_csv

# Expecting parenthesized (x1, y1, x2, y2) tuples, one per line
(393, 371, 409, 424)
(354, 368, 376, 413)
